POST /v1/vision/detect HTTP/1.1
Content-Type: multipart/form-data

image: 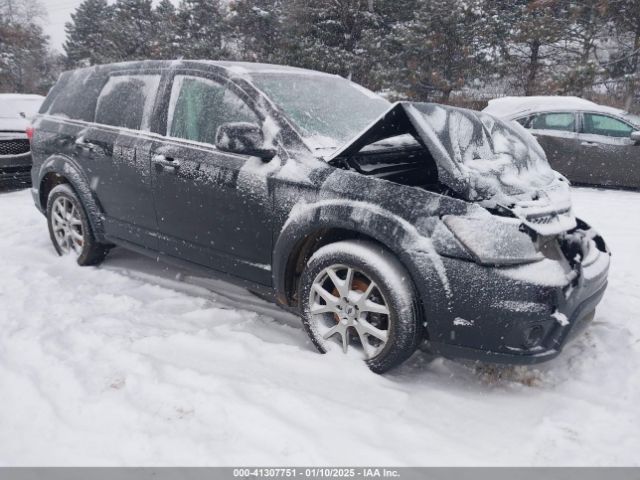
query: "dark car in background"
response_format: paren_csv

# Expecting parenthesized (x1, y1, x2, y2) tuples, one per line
(0, 94, 45, 188)
(29, 61, 610, 373)
(484, 96, 640, 189)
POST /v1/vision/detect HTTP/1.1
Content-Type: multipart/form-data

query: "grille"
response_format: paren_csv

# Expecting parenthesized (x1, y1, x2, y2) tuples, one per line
(0, 165, 30, 174)
(528, 216, 554, 225)
(526, 207, 571, 225)
(0, 138, 30, 156)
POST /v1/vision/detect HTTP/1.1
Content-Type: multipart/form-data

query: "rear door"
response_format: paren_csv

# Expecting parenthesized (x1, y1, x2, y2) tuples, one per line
(84, 72, 162, 249)
(576, 112, 640, 188)
(149, 72, 274, 285)
(522, 112, 583, 182)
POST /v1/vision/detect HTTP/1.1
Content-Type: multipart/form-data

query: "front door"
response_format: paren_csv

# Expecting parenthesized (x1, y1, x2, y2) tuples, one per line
(526, 112, 584, 182)
(576, 112, 640, 188)
(150, 74, 274, 285)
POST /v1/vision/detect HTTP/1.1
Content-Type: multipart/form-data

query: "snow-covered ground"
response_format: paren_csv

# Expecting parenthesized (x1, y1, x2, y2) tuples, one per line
(0, 186, 638, 466)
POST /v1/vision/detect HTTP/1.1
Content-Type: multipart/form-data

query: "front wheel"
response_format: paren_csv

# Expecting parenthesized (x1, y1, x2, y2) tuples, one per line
(299, 240, 424, 373)
(46, 184, 110, 266)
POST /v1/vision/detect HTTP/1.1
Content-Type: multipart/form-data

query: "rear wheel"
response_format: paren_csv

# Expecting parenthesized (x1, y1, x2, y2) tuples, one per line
(299, 240, 423, 373)
(46, 184, 109, 266)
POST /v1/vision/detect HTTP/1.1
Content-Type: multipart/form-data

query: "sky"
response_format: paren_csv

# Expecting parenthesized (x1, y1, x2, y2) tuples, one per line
(42, 0, 84, 52)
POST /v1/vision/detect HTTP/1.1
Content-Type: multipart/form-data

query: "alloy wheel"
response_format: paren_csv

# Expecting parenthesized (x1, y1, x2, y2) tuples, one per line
(51, 196, 84, 255)
(309, 264, 391, 359)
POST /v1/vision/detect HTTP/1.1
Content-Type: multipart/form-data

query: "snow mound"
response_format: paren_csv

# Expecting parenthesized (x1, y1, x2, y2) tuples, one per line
(0, 188, 639, 466)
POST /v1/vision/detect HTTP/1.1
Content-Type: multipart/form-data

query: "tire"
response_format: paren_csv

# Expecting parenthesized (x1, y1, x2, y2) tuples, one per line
(46, 184, 110, 266)
(299, 240, 424, 373)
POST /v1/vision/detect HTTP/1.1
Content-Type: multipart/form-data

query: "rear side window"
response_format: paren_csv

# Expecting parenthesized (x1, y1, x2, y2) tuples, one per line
(167, 75, 258, 145)
(94, 75, 161, 131)
(530, 112, 576, 132)
(581, 113, 634, 138)
(44, 69, 106, 122)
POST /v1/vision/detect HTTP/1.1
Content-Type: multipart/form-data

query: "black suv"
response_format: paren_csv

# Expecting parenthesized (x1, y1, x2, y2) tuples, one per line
(30, 60, 610, 373)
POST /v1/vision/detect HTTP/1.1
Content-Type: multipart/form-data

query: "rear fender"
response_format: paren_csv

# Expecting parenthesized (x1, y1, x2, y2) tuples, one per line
(36, 154, 107, 242)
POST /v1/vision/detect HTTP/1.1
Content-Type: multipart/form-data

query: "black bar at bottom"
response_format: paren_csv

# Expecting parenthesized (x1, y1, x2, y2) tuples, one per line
(0, 468, 638, 480)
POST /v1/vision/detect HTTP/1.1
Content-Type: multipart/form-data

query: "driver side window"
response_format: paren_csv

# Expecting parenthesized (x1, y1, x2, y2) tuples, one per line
(167, 75, 258, 145)
(581, 113, 633, 138)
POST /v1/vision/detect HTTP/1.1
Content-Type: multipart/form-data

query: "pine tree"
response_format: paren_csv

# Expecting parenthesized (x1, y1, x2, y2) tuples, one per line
(64, 0, 116, 66)
(377, 0, 487, 101)
(229, 0, 286, 63)
(601, 0, 640, 110)
(559, 0, 609, 95)
(110, 0, 156, 61)
(177, 0, 229, 59)
(0, 0, 46, 24)
(280, 0, 385, 84)
(153, 0, 181, 59)
(0, 4, 55, 93)
(486, 0, 569, 95)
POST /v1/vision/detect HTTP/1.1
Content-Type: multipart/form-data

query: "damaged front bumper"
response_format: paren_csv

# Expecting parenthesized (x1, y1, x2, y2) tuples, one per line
(427, 223, 610, 365)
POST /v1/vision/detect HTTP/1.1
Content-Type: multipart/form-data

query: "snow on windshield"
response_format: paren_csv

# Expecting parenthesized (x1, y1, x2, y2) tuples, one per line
(250, 73, 390, 151)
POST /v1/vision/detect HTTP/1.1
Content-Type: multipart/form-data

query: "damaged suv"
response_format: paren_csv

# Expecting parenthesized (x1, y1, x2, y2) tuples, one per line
(29, 61, 610, 373)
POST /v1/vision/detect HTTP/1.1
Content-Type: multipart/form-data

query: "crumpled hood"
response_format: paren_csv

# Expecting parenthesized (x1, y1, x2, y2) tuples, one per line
(331, 101, 576, 235)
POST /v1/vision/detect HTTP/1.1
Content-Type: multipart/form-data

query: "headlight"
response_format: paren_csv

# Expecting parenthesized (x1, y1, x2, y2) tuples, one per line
(442, 215, 543, 265)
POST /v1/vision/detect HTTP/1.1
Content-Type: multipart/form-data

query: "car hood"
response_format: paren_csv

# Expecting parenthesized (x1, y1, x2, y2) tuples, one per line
(0, 116, 29, 132)
(331, 102, 575, 235)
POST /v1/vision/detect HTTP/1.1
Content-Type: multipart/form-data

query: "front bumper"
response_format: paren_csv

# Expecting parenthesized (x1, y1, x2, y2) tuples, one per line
(426, 229, 610, 364)
(0, 152, 32, 188)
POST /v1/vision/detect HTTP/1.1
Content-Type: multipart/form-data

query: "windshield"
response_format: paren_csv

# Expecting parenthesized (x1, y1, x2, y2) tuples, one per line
(0, 97, 43, 118)
(623, 112, 640, 128)
(250, 73, 390, 151)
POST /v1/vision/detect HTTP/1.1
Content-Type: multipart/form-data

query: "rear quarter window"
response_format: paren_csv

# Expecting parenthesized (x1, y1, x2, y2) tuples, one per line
(43, 69, 107, 122)
(515, 116, 532, 128)
(530, 112, 576, 132)
(94, 74, 161, 131)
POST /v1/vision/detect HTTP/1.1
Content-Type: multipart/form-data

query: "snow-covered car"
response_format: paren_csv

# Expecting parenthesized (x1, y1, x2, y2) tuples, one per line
(29, 61, 610, 373)
(0, 93, 45, 188)
(484, 96, 640, 189)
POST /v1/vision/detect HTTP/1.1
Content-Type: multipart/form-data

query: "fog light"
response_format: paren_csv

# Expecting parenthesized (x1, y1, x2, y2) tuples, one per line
(523, 325, 544, 349)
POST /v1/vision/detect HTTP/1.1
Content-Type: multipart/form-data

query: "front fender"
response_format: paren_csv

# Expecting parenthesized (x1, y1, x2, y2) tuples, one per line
(272, 199, 456, 337)
(36, 154, 107, 242)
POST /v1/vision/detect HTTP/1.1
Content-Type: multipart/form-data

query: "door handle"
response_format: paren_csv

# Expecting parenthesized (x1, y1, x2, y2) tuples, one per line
(580, 141, 599, 147)
(152, 154, 181, 172)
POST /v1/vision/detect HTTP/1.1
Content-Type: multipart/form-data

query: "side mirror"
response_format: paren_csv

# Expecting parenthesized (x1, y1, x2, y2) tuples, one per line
(19, 112, 26, 119)
(215, 122, 277, 161)
(631, 131, 640, 144)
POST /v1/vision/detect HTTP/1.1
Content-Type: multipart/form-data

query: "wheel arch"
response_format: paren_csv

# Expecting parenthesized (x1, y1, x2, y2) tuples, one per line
(37, 155, 107, 242)
(273, 201, 452, 339)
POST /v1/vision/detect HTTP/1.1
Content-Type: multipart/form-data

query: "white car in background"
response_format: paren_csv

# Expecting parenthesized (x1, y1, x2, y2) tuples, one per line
(484, 96, 640, 189)
(0, 93, 45, 189)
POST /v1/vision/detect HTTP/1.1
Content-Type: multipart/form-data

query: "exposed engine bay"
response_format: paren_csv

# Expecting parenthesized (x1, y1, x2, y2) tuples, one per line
(330, 101, 577, 237)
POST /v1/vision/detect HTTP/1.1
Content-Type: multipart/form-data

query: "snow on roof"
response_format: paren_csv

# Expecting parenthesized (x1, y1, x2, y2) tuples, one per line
(214, 61, 335, 76)
(483, 96, 625, 119)
(62, 60, 334, 79)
